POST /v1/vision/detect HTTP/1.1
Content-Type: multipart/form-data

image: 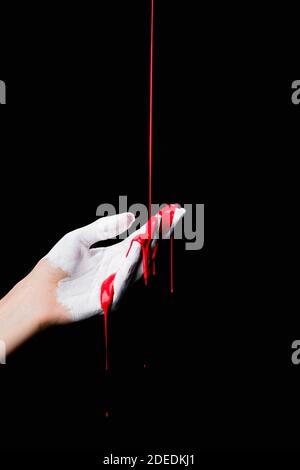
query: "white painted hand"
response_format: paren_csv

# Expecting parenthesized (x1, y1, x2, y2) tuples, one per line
(0, 207, 185, 356)
(45, 213, 142, 321)
(44, 207, 185, 322)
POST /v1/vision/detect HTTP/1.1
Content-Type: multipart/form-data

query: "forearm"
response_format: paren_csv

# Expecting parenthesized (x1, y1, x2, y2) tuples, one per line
(0, 278, 45, 356)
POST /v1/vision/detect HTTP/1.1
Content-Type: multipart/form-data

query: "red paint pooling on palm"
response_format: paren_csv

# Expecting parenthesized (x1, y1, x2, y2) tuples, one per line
(100, 273, 116, 371)
(126, 215, 159, 285)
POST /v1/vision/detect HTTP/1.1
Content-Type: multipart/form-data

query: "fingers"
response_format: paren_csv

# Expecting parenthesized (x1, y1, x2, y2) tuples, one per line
(79, 213, 135, 247)
(125, 212, 161, 245)
(111, 216, 162, 307)
(132, 208, 185, 281)
(161, 207, 186, 239)
(150, 213, 161, 250)
(134, 215, 161, 282)
(113, 242, 142, 307)
(124, 206, 185, 243)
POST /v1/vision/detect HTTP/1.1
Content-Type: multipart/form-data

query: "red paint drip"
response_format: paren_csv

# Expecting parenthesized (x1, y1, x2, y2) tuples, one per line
(152, 243, 159, 275)
(159, 204, 178, 293)
(170, 234, 174, 293)
(99, 205, 179, 370)
(148, 0, 154, 222)
(159, 203, 178, 234)
(126, 215, 159, 285)
(100, 273, 116, 371)
(126, 204, 178, 290)
(98, 0, 181, 372)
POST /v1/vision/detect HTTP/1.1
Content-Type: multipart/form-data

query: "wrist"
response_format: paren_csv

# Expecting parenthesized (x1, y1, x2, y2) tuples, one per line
(2, 277, 49, 328)
(16, 275, 51, 330)
(26, 260, 71, 326)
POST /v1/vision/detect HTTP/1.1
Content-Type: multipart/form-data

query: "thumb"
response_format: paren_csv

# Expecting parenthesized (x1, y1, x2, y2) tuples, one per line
(79, 212, 135, 246)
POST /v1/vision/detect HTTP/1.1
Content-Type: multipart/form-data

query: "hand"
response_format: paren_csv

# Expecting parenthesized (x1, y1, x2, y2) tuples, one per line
(0, 206, 185, 357)
(44, 212, 160, 322)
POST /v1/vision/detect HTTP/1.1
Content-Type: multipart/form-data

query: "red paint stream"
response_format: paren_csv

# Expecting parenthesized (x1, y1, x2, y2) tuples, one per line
(170, 234, 174, 294)
(100, 205, 178, 370)
(99, 0, 179, 373)
(148, 0, 154, 222)
(160, 204, 177, 294)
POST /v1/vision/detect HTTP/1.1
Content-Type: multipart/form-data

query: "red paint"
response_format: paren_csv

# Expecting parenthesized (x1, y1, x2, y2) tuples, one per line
(126, 205, 178, 287)
(100, 273, 116, 371)
(146, 0, 178, 294)
(99, 0, 180, 371)
(100, 204, 179, 370)
(170, 234, 174, 293)
(148, 0, 154, 221)
(152, 243, 159, 275)
(126, 215, 159, 285)
(159, 203, 178, 234)
(159, 204, 178, 293)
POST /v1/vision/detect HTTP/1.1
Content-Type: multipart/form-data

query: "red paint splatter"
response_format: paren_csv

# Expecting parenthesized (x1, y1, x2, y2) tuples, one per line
(100, 273, 116, 371)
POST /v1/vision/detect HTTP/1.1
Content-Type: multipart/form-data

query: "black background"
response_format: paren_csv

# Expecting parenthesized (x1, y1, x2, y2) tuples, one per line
(0, 0, 299, 457)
